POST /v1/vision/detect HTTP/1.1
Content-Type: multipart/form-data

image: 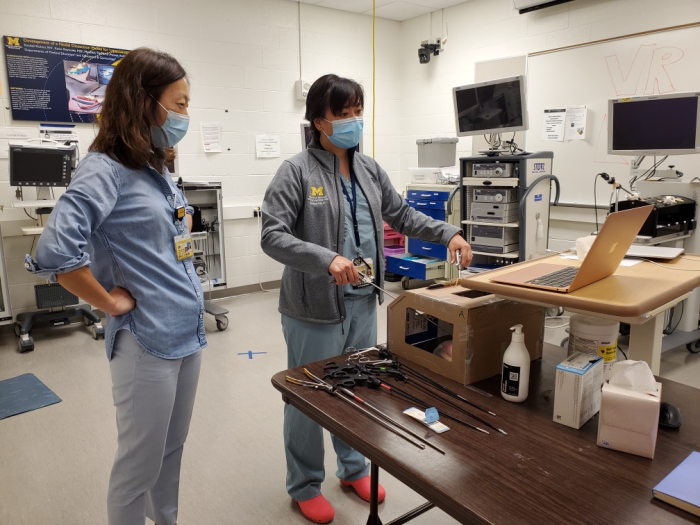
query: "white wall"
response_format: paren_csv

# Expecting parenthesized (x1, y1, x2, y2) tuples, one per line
(2, 0, 699, 317)
(0, 0, 401, 316)
(398, 0, 700, 249)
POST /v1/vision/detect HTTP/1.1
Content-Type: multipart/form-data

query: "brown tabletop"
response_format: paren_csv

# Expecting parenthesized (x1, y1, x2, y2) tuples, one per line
(460, 253, 700, 319)
(271, 345, 700, 525)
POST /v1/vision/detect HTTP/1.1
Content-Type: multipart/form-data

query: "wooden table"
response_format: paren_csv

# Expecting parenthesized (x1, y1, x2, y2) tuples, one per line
(461, 253, 700, 374)
(271, 345, 700, 525)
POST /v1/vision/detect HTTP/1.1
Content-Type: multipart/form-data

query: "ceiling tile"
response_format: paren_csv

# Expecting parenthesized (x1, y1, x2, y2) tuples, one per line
(364, 1, 435, 21)
(316, 0, 393, 13)
(288, 0, 474, 22)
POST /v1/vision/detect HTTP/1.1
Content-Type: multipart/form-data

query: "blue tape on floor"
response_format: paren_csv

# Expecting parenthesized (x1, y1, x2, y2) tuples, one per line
(0, 373, 61, 420)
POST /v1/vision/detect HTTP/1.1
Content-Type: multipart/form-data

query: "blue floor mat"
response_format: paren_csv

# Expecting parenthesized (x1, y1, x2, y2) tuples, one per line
(0, 373, 62, 420)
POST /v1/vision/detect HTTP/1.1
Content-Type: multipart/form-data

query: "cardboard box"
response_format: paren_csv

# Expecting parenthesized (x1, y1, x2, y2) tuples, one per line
(387, 286, 544, 385)
(553, 353, 604, 429)
(597, 380, 662, 459)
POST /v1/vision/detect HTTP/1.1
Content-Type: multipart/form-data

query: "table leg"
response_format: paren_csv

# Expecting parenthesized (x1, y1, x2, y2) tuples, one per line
(628, 314, 665, 374)
(385, 502, 435, 525)
(366, 462, 383, 525)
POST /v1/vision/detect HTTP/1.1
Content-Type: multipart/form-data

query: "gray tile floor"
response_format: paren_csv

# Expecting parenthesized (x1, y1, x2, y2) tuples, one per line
(0, 282, 698, 524)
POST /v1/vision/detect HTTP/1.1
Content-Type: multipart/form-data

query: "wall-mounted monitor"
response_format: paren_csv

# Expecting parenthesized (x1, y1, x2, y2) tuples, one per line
(453, 75, 528, 137)
(608, 92, 700, 156)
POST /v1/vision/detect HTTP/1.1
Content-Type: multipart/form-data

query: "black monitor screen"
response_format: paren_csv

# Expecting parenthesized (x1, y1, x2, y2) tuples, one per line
(455, 79, 524, 134)
(612, 97, 698, 151)
(11, 148, 66, 184)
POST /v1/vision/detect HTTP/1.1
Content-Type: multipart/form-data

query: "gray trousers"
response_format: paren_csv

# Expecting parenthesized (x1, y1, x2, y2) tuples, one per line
(107, 330, 202, 525)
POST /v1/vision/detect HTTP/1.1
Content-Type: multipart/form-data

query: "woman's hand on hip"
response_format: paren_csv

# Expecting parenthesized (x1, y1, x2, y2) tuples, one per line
(329, 255, 359, 285)
(108, 287, 136, 316)
(448, 234, 473, 268)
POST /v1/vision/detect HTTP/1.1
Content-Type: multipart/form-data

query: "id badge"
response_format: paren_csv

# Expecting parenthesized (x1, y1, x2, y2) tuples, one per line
(174, 233, 194, 260)
(352, 257, 374, 289)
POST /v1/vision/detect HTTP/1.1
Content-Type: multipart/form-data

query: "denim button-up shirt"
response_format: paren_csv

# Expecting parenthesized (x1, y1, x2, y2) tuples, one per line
(25, 152, 207, 360)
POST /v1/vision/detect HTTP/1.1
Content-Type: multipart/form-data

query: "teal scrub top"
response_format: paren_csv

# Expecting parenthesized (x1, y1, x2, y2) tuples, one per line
(338, 171, 377, 297)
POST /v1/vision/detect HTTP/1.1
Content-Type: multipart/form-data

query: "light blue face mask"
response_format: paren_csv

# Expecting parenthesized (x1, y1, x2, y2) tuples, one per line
(323, 116, 363, 149)
(151, 98, 190, 148)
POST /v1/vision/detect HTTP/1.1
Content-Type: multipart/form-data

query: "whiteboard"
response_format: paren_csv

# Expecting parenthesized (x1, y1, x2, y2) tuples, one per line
(526, 25, 700, 206)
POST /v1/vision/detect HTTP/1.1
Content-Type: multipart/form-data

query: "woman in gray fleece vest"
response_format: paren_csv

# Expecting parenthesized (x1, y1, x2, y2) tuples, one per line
(261, 74, 471, 524)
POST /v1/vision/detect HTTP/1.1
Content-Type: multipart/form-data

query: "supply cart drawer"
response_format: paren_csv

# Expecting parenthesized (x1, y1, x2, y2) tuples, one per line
(386, 254, 445, 281)
(384, 245, 406, 257)
(406, 190, 451, 201)
(406, 200, 446, 221)
(407, 238, 447, 260)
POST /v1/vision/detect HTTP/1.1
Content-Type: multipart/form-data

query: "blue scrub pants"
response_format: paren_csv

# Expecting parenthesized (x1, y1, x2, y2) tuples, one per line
(281, 293, 377, 502)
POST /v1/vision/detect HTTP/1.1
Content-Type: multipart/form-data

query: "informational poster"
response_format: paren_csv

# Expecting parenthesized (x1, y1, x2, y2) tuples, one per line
(542, 108, 566, 141)
(255, 134, 281, 158)
(201, 123, 222, 153)
(564, 105, 587, 140)
(3, 36, 129, 123)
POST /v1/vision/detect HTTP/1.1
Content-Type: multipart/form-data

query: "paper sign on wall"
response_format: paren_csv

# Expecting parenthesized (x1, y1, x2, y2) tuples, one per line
(201, 123, 222, 153)
(542, 109, 566, 141)
(544, 106, 588, 142)
(255, 135, 281, 158)
(564, 105, 587, 140)
(0, 127, 39, 159)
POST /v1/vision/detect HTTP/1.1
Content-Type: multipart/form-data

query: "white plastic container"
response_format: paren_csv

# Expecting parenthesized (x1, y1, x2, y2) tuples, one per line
(568, 315, 619, 381)
(416, 137, 459, 168)
(501, 324, 530, 402)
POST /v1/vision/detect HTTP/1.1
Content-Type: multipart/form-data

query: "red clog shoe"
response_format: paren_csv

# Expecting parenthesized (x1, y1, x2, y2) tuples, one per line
(295, 494, 335, 523)
(340, 475, 386, 503)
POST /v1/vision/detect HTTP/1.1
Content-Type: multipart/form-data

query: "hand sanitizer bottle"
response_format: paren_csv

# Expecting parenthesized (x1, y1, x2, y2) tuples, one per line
(501, 324, 530, 402)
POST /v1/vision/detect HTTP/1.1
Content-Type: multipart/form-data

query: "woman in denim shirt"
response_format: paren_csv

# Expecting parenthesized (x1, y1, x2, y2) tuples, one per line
(26, 48, 205, 525)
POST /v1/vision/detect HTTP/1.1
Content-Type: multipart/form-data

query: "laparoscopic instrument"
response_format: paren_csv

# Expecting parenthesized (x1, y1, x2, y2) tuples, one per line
(285, 368, 445, 453)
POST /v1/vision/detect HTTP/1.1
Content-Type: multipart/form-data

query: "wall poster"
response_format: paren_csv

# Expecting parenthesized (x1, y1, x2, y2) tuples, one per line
(3, 36, 129, 123)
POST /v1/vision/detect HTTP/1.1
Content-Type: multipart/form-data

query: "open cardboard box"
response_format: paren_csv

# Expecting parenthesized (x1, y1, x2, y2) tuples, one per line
(387, 286, 545, 385)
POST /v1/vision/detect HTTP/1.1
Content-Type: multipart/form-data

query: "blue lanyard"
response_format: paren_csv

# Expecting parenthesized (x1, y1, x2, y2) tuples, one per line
(339, 170, 362, 252)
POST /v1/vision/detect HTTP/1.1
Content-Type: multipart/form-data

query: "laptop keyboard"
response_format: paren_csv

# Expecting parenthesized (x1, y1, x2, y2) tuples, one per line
(525, 266, 579, 288)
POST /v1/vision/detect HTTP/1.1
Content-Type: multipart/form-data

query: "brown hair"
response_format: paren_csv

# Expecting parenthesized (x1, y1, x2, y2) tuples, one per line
(90, 48, 187, 170)
(305, 74, 364, 144)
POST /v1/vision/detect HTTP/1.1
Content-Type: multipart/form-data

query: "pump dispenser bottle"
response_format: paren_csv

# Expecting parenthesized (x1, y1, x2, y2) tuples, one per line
(501, 324, 530, 402)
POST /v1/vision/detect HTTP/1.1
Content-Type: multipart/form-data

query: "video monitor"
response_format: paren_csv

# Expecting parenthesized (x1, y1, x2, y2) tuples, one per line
(453, 75, 527, 137)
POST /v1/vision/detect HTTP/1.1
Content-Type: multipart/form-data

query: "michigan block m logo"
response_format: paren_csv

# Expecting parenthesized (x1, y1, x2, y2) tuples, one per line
(6, 37, 19, 46)
(311, 187, 323, 197)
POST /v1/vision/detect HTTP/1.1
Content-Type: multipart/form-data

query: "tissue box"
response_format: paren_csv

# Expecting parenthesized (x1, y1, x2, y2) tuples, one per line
(597, 380, 662, 459)
(553, 353, 603, 429)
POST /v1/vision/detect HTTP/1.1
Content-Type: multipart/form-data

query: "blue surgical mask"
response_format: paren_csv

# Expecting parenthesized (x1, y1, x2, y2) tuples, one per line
(323, 116, 363, 149)
(151, 98, 189, 148)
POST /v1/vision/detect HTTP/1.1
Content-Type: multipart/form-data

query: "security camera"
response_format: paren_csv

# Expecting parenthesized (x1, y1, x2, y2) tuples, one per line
(418, 39, 441, 64)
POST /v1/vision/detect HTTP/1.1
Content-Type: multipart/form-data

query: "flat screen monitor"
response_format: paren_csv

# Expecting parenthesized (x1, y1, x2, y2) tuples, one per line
(300, 123, 363, 153)
(9, 144, 74, 187)
(608, 92, 700, 156)
(453, 75, 527, 137)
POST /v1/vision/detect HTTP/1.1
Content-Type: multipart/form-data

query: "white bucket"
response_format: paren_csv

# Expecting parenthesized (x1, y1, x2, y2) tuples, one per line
(568, 315, 619, 381)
